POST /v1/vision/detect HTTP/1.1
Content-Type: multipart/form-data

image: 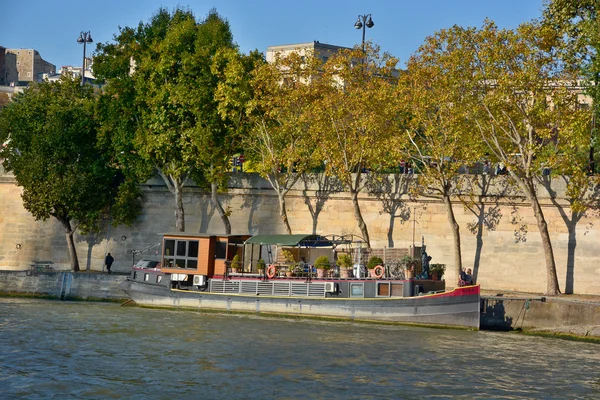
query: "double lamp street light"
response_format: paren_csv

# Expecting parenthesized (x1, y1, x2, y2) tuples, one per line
(354, 14, 374, 52)
(77, 31, 93, 86)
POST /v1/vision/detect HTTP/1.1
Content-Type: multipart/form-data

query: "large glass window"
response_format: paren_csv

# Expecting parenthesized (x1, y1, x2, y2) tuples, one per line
(163, 238, 199, 269)
(215, 240, 227, 259)
(188, 241, 198, 258)
(164, 240, 175, 256)
(176, 241, 187, 256)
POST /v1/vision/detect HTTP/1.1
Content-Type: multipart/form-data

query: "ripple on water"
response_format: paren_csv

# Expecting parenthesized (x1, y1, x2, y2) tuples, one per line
(1, 299, 599, 399)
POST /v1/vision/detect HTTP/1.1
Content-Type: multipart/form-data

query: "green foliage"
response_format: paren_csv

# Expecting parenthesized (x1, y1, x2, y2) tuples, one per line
(429, 263, 446, 278)
(336, 253, 353, 269)
(367, 256, 384, 270)
(400, 255, 414, 267)
(257, 258, 266, 270)
(0, 77, 140, 270)
(231, 254, 241, 269)
(314, 256, 331, 270)
(281, 249, 296, 264)
(94, 7, 242, 232)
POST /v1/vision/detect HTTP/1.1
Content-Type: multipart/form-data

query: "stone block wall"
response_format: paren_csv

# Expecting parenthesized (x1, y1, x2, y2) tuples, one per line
(1, 172, 599, 295)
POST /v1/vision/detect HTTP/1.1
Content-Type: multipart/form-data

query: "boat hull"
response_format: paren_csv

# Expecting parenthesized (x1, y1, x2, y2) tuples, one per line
(120, 278, 480, 330)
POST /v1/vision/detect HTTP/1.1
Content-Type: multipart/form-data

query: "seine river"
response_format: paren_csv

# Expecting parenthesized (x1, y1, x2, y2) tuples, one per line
(1, 298, 598, 399)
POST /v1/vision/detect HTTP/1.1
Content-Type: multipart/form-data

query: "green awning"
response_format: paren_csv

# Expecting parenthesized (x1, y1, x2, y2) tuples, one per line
(244, 234, 333, 247)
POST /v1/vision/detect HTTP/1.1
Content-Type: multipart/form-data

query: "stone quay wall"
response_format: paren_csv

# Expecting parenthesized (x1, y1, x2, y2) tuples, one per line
(0, 271, 128, 301)
(1, 172, 599, 295)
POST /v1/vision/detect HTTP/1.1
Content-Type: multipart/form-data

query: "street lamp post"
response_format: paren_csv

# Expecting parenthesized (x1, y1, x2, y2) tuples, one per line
(77, 31, 93, 86)
(354, 14, 374, 52)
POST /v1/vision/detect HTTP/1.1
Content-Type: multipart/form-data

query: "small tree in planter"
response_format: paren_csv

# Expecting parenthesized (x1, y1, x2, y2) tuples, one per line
(400, 255, 415, 279)
(336, 253, 353, 278)
(314, 256, 331, 278)
(281, 249, 297, 276)
(429, 263, 446, 280)
(257, 258, 266, 274)
(367, 256, 384, 278)
(231, 254, 242, 273)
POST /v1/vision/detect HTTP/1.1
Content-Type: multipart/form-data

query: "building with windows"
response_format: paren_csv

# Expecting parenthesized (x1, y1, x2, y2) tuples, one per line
(266, 41, 350, 64)
(0, 47, 55, 85)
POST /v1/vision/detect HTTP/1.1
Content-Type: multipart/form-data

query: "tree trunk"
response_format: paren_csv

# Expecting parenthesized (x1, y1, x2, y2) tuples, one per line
(158, 171, 186, 232)
(278, 192, 292, 235)
(350, 189, 370, 247)
(442, 194, 462, 285)
(174, 182, 185, 232)
(58, 217, 80, 272)
(211, 181, 231, 234)
(528, 185, 561, 295)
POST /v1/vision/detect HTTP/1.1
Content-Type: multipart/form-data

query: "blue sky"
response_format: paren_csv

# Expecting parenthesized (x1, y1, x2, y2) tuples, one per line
(1, 0, 545, 69)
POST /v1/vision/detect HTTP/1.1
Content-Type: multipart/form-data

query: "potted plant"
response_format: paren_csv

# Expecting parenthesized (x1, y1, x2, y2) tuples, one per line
(281, 249, 297, 277)
(257, 258, 266, 274)
(336, 253, 353, 278)
(401, 255, 415, 279)
(367, 256, 384, 278)
(231, 254, 241, 273)
(314, 256, 330, 278)
(429, 263, 446, 280)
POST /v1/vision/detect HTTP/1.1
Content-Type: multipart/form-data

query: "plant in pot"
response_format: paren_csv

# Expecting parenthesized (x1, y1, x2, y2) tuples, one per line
(231, 254, 241, 273)
(401, 255, 415, 279)
(429, 263, 446, 280)
(367, 256, 384, 278)
(281, 249, 297, 277)
(257, 258, 266, 274)
(336, 253, 353, 278)
(314, 256, 330, 278)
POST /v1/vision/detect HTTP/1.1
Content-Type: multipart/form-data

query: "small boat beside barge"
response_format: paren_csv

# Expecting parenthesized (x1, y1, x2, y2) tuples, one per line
(120, 233, 480, 329)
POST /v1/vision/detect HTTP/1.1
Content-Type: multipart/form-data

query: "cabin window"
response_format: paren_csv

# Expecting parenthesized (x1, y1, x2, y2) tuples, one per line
(188, 241, 198, 258)
(350, 283, 364, 298)
(176, 241, 187, 256)
(164, 240, 175, 256)
(163, 238, 199, 269)
(215, 240, 227, 259)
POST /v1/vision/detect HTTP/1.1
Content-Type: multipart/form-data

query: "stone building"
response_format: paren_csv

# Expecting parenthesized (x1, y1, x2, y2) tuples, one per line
(0, 47, 55, 84)
(266, 41, 351, 64)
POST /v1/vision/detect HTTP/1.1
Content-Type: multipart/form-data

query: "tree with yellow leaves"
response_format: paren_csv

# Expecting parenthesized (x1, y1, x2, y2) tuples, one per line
(308, 44, 404, 247)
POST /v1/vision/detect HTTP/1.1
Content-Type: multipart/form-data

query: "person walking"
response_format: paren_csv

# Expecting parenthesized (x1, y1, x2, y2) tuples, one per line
(105, 253, 114, 274)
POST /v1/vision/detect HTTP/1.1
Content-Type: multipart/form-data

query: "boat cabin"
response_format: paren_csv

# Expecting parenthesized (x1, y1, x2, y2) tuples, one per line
(160, 233, 250, 277)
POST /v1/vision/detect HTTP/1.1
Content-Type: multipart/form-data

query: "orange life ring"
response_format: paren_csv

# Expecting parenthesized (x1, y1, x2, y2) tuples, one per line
(373, 265, 385, 279)
(266, 265, 277, 279)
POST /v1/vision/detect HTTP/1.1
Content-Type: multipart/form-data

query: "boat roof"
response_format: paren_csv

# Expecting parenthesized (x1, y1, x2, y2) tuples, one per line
(244, 234, 333, 247)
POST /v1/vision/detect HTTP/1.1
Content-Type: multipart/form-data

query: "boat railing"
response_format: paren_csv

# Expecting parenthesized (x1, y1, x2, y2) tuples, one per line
(210, 279, 328, 297)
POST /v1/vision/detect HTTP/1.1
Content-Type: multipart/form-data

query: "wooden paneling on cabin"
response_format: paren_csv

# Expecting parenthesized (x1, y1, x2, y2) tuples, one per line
(161, 234, 250, 277)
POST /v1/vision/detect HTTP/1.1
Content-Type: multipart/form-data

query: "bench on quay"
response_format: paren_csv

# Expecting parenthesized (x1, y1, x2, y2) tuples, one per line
(30, 261, 54, 273)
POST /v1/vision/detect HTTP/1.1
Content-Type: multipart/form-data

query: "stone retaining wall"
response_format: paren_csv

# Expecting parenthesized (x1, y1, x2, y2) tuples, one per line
(2, 172, 600, 295)
(0, 271, 128, 300)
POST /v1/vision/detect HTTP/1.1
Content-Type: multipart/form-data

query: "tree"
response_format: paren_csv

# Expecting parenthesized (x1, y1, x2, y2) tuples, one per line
(237, 51, 321, 234)
(0, 77, 129, 271)
(210, 47, 265, 233)
(543, 0, 600, 173)
(308, 44, 404, 246)
(399, 25, 486, 281)
(94, 7, 238, 232)
(467, 21, 591, 295)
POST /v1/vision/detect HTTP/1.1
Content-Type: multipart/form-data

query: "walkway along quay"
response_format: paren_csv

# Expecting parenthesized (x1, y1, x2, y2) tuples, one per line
(1, 270, 599, 340)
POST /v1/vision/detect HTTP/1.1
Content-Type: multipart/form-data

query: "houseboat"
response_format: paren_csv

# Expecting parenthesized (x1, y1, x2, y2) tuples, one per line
(120, 233, 480, 329)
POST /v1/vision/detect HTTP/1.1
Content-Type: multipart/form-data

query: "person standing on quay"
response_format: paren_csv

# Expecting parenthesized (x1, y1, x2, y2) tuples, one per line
(105, 253, 114, 274)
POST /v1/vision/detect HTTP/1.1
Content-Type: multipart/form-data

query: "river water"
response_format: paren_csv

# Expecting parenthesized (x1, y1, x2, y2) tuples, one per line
(1, 298, 598, 400)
